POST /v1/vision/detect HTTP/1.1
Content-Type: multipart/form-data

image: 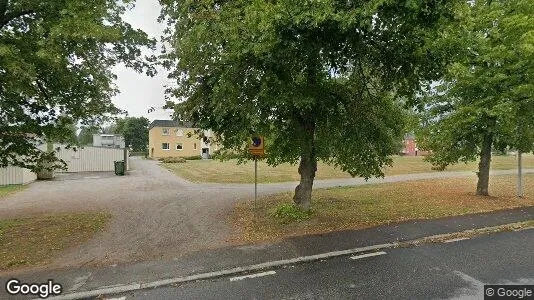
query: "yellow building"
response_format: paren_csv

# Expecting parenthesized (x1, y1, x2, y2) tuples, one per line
(148, 120, 220, 159)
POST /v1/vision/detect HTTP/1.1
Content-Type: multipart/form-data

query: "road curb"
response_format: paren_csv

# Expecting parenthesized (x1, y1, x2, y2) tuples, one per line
(43, 243, 395, 300)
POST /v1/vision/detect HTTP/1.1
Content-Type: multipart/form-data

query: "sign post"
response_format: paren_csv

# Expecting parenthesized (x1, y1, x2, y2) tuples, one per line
(249, 136, 265, 209)
(517, 151, 523, 198)
(254, 156, 258, 208)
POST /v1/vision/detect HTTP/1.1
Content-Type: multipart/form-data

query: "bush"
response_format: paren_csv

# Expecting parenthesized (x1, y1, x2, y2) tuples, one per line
(129, 151, 148, 157)
(211, 149, 243, 160)
(183, 155, 203, 160)
(271, 203, 313, 224)
(161, 157, 187, 163)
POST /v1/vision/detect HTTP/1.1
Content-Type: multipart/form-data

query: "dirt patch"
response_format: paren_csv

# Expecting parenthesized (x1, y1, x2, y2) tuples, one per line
(0, 212, 110, 271)
(230, 175, 534, 244)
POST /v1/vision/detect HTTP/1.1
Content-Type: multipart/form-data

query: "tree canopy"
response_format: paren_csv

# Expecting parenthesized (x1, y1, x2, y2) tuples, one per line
(0, 0, 156, 171)
(417, 0, 534, 196)
(77, 125, 100, 146)
(115, 117, 149, 152)
(161, 0, 462, 209)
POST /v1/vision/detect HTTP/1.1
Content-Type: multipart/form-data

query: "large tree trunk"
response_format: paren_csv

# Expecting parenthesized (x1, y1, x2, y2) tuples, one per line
(293, 122, 317, 211)
(476, 132, 493, 196)
(293, 153, 317, 211)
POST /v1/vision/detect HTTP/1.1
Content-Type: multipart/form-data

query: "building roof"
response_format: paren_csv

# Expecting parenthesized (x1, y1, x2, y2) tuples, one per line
(149, 120, 195, 129)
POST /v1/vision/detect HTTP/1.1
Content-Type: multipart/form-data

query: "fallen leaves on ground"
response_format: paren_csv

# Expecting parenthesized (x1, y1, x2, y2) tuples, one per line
(230, 175, 534, 244)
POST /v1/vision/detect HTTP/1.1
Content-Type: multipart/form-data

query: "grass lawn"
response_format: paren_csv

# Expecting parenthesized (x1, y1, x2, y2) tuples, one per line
(0, 185, 27, 199)
(230, 174, 534, 244)
(0, 212, 110, 270)
(163, 154, 534, 183)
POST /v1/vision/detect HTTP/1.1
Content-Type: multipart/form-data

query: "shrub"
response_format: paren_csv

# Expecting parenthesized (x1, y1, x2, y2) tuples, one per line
(212, 149, 243, 160)
(183, 155, 203, 160)
(161, 157, 186, 163)
(130, 151, 148, 157)
(430, 165, 447, 171)
(271, 203, 313, 224)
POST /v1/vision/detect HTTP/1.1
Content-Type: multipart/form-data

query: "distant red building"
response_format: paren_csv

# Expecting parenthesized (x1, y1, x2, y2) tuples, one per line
(401, 134, 428, 156)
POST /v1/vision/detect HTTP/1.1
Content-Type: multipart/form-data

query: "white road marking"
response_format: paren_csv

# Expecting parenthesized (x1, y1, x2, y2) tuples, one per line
(350, 251, 387, 260)
(105, 297, 126, 300)
(42, 243, 395, 299)
(444, 237, 470, 243)
(229, 271, 276, 282)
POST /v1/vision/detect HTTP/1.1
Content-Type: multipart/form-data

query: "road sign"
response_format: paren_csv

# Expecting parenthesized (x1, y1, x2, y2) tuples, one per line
(249, 136, 264, 157)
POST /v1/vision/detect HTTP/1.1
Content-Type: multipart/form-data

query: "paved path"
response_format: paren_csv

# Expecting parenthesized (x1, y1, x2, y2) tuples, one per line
(1, 158, 531, 270)
(204, 168, 534, 194)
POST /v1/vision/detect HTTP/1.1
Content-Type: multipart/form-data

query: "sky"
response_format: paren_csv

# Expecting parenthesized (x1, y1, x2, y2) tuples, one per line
(112, 0, 174, 121)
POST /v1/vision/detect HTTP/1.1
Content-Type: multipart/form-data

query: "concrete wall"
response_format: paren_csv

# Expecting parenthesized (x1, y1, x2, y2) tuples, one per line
(0, 166, 36, 185)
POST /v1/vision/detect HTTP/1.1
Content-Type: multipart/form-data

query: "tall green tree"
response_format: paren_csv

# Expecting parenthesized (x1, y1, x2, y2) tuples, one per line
(0, 0, 156, 171)
(77, 125, 100, 145)
(115, 117, 149, 151)
(161, 0, 461, 209)
(417, 0, 534, 196)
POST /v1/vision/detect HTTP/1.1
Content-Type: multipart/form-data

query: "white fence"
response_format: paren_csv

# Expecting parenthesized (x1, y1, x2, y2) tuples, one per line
(0, 146, 129, 185)
(0, 166, 37, 185)
(55, 146, 129, 173)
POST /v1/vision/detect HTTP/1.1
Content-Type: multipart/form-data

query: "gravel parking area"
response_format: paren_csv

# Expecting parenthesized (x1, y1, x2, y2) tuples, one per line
(0, 158, 251, 268)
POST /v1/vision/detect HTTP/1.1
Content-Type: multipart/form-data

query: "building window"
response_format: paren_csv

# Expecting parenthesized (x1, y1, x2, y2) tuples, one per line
(176, 143, 183, 151)
(193, 143, 197, 150)
(176, 129, 184, 137)
(162, 128, 169, 136)
(162, 143, 170, 150)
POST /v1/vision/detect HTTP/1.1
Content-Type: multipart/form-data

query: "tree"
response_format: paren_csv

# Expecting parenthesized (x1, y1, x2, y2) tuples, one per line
(161, 0, 461, 209)
(101, 123, 118, 135)
(115, 117, 149, 152)
(0, 0, 156, 171)
(417, 0, 534, 196)
(77, 125, 100, 146)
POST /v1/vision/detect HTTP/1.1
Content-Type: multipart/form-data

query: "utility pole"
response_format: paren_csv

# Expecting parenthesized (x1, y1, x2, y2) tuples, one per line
(517, 151, 523, 198)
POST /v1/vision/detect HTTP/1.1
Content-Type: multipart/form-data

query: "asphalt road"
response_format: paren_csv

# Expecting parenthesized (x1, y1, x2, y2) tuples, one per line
(109, 229, 534, 300)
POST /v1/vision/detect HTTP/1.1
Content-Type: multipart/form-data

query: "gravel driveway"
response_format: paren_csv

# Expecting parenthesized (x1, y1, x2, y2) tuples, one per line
(1, 158, 253, 268)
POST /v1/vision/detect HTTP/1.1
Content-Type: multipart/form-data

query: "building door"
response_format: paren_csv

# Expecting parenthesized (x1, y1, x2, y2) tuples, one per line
(202, 148, 210, 159)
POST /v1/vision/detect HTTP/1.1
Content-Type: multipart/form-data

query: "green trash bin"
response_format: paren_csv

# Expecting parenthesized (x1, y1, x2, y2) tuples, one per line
(114, 160, 125, 176)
